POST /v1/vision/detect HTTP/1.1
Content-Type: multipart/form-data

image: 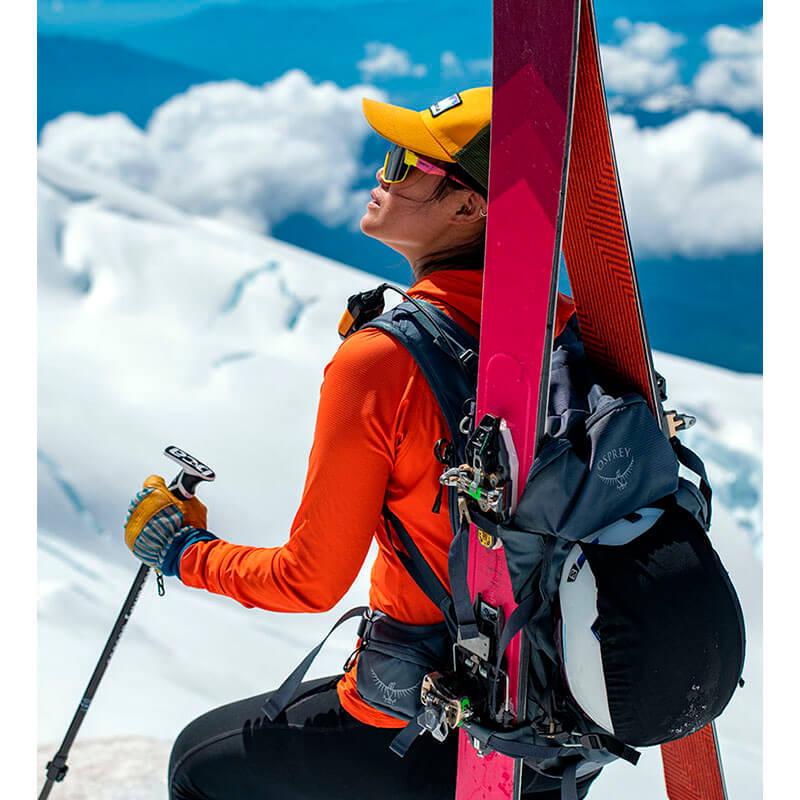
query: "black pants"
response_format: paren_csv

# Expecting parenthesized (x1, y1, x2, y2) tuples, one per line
(169, 676, 599, 800)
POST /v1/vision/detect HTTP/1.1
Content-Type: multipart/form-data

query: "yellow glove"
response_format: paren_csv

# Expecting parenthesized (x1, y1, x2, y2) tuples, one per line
(124, 475, 208, 573)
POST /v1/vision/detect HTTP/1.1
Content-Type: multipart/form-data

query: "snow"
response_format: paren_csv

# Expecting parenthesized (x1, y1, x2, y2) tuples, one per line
(37, 156, 761, 798)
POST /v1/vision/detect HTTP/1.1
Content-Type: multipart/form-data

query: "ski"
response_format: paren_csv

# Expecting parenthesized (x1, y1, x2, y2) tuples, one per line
(454, 1, 581, 798)
(561, 0, 729, 797)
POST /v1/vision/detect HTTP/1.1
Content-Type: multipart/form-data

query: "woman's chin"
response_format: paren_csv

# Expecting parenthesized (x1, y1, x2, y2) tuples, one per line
(359, 209, 381, 236)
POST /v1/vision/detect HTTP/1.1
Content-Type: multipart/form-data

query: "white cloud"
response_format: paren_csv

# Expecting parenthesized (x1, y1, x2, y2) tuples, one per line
(639, 84, 692, 113)
(467, 57, 492, 75)
(38, 70, 386, 234)
(357, 42, 427, 80)
(601, 18, 685, 97)
(36, 112, 160, 192)
(440, 51, 491, 78)
(705, 20, 763, 56)
(612, 110, 762, 257)
(692, 21, 762, 112)
(440, 50, 464, 79)
(600, 18, 763, 114)
(614, 17, 686, 60)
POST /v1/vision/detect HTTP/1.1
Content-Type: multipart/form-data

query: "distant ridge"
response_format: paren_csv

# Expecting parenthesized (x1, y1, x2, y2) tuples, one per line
(38, 35, 219, 133)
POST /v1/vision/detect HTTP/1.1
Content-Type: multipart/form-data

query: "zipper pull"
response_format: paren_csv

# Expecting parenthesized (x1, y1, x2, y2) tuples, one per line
(155, 570, 166, 597)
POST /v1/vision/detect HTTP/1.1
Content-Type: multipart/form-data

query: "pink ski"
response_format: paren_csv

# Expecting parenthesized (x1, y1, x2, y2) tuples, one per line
(455, 1, 581, 797)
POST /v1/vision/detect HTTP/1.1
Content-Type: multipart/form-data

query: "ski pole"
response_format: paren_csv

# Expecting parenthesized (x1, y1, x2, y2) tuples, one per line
(38, 446, 215, 800)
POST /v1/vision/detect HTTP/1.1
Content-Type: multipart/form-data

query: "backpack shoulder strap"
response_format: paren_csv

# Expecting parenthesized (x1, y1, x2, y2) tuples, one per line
(364, 300, 482, 643)
(364, 300, 478, 460)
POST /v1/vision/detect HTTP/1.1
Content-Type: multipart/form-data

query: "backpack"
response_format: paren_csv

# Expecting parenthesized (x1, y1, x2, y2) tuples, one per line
(264, 285, 746, 799)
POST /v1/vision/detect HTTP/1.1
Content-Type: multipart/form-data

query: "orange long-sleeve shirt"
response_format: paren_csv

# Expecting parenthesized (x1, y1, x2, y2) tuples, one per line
(180, 268, 574, 727)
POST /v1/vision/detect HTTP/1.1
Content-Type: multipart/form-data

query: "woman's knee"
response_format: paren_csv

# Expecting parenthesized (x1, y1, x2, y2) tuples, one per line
(167, 712, 219, 800)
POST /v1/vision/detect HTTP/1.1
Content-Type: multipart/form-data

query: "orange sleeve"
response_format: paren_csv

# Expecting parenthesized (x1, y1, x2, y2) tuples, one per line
(178, 329, 412, 613)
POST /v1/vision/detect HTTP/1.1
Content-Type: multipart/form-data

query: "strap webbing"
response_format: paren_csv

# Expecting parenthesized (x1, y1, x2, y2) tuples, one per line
(561, 761, 579, 800)
(367, 302, 482, 642)
(673, 439, 713, 525)
(389, 719, 426, 758)
(447, 518, 481, 641)
(383, 505, 457, 638)
(262, 606, 368, 721)
(492, 593, 536, 682)
(461, 721, 572, 761)
(461, 722, 639, 766)
(365, 300, 478, 463)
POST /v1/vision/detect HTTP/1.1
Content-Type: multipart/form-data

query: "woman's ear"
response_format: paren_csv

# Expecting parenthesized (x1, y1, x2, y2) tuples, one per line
(453, 192, 488, 224)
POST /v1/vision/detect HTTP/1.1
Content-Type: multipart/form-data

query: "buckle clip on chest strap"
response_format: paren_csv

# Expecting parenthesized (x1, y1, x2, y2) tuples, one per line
(262, 606, 369, 722)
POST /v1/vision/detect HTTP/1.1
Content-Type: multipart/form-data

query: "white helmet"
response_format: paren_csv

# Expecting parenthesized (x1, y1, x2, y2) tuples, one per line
(558, 508, 664, 735)
(557, 504, 744, 747)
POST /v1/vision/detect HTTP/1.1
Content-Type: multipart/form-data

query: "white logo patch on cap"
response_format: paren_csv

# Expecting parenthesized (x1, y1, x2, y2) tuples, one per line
(429, 93, 462, 117)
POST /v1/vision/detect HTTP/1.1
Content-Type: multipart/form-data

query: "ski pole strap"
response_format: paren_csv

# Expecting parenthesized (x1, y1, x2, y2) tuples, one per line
(383, 505, 458, 638)
(262, 605, 368, 721)
(673, 439, 713, 525)
(389, 719, 426, 758)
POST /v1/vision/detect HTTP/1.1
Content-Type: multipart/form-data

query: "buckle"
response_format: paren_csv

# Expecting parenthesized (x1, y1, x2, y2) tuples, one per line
(665, 410, 697, 438)
(459, 349, 479, 377)
(343, 610, 374, 673)
(580, 733, 604, 751)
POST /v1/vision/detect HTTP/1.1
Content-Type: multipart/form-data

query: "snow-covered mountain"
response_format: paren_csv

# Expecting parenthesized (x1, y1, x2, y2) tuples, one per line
(37, 156, 762, 798)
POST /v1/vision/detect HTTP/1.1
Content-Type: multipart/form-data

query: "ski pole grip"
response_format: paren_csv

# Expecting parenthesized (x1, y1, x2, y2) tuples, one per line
(164, 445, 216, 499)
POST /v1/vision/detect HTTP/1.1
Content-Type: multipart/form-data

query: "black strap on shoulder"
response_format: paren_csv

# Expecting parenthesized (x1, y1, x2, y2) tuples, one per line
(365, 300, 478, 462)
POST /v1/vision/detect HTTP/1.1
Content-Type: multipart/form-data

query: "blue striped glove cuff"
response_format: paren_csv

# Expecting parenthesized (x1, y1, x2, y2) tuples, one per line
(160, 527, 218, 578)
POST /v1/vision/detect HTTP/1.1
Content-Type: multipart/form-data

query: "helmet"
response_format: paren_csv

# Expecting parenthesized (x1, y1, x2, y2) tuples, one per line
(558, 505, 744, 746)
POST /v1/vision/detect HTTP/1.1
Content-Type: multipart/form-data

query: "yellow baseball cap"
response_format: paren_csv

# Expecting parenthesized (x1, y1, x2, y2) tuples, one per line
(362, 87, 492, 190)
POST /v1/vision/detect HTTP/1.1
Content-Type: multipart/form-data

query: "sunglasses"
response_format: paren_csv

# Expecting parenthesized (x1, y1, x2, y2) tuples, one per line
(381, 144, 473, 191)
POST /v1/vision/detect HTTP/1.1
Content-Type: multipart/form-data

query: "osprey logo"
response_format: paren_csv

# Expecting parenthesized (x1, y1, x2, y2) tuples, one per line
(596, 447, 636, 492)
(370, 667, 421, 707)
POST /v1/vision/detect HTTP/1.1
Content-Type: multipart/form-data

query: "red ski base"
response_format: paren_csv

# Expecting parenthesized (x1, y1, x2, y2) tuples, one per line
(661, 726, 727, 800)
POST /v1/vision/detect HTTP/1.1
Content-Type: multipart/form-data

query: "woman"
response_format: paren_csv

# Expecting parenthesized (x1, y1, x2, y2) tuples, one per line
(123, 87, 593, 799)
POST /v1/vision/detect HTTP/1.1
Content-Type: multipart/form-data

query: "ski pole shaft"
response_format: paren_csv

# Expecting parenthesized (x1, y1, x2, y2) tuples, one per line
(38, 563, 151, 800)
(38, 446, 215, 799)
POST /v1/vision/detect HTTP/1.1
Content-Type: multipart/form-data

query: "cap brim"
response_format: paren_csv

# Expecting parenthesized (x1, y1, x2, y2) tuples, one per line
(362, 97, 455, 163)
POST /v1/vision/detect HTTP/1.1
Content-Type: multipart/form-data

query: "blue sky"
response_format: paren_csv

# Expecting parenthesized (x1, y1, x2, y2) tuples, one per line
(37, 1, 763, 371)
